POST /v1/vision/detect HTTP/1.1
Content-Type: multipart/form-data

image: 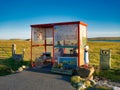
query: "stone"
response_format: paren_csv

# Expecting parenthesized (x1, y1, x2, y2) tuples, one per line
(18, 67, 23, 72)
(77, 66, 95, 78)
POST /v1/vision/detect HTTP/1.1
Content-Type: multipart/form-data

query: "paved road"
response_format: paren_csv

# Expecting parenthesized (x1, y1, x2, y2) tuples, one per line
(0, 68, 75, 90)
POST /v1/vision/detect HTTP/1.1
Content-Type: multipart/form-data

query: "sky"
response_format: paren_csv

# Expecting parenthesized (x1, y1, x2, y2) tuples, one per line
(0, 0, 120, 39)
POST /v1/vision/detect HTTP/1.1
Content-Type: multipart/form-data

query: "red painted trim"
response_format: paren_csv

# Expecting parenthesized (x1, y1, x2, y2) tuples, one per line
(78, 24, 80, 67)
(32, 44, 53, 47)
(46, 44, 53, 46)
(52, 26, 54, 64)
(44, 28, 47, 52)
(31, 28, 33, 64)
(86, 25, 88, 44)
(79, 22, 88, 26)
(63, 40, 66, 53)
(31, 24, 53, 28)
(32, 44, 44, 47)
(31, 21, 88, 28)
(30, 21, 88, 66)
(53, 21, 80, 25)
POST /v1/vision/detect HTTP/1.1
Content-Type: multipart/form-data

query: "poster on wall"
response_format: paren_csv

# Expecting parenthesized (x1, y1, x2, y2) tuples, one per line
(80, 24, 87, 47)
(32, 28, 45, 43)
(46, 28, 53, 38)
(54, 24, 78, 42)
(58, 57, 77, 68)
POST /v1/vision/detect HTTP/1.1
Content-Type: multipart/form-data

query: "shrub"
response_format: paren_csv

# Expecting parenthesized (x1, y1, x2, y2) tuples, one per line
(0, 64, 12, 76)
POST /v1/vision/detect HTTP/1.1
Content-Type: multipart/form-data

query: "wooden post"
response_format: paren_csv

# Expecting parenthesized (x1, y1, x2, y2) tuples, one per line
(12, 44, 16, 57)
(22, 48, 25, 59)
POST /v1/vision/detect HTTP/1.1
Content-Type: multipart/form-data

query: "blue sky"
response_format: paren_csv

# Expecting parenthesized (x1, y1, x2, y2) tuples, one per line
(0, 0, 120, 39)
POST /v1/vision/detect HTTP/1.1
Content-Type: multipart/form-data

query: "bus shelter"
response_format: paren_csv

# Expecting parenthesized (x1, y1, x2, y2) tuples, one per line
(30, 21, 88, 67)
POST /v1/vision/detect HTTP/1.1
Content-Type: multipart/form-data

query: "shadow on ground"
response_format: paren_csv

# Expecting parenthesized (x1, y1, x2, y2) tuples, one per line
(27, 64, 71, 82)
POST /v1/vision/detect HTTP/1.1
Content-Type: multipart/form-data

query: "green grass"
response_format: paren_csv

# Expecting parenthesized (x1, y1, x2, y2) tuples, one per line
(0, 40, 31, 60)
(0, 40, 119, 67)
(88, 42, 120, 69)
(0, 40, 120, 82)
(0, 40, 31, 76)
(100, 69, 120, 82)
(88, 42, 120, 82)
(0, 64, 12, 76)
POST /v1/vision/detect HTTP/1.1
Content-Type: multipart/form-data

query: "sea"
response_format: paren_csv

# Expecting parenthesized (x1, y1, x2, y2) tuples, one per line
(89, 40, 120, 42)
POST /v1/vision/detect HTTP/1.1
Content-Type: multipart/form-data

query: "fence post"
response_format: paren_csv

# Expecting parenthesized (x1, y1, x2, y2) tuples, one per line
(12, 44, 16, 57)
(22, 48, 25, 59)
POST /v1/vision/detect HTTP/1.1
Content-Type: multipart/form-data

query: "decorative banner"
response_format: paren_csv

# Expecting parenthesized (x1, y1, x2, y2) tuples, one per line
(54, 24, 78, 41)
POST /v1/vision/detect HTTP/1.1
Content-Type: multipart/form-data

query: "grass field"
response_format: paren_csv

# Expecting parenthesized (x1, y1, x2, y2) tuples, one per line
(0, 40, 120, 82)
(88, 42, 120, 69)
(0, 40, 31, 60)
(0, 40, 119, 68)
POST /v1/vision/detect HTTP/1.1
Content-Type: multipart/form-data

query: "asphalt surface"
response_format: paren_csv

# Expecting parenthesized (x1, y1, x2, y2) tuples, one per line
(0, 68, 75, 90)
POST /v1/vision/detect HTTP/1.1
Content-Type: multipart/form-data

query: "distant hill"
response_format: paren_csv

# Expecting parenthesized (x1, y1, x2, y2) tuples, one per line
(88, 37, 120, 41)
(0, 39, 31, 41)
(9, 39, 24, 41)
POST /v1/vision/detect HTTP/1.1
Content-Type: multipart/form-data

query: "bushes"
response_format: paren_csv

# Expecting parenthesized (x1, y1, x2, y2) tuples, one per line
(0, 58, 30, 76)
(0, 58, 30, 70)
(0, 64, 12, 76)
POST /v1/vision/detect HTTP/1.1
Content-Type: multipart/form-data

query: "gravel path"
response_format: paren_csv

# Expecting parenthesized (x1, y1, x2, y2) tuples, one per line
(0, 69, 75, 90)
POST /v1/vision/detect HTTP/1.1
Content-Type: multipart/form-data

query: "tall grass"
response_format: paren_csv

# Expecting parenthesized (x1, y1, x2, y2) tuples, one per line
(88, 42, 120, 69)
(0, 40, 31, 60)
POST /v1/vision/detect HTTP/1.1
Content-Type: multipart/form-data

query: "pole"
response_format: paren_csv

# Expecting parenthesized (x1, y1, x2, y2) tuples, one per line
(22, 48, 25, 60)
(12, 44, 16, 57)
(78, 24, 80, 66)
(44, 28, 47, 52)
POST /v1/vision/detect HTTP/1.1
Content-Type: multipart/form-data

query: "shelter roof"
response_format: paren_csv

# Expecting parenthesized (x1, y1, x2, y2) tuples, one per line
(31, 21, 87, 28)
